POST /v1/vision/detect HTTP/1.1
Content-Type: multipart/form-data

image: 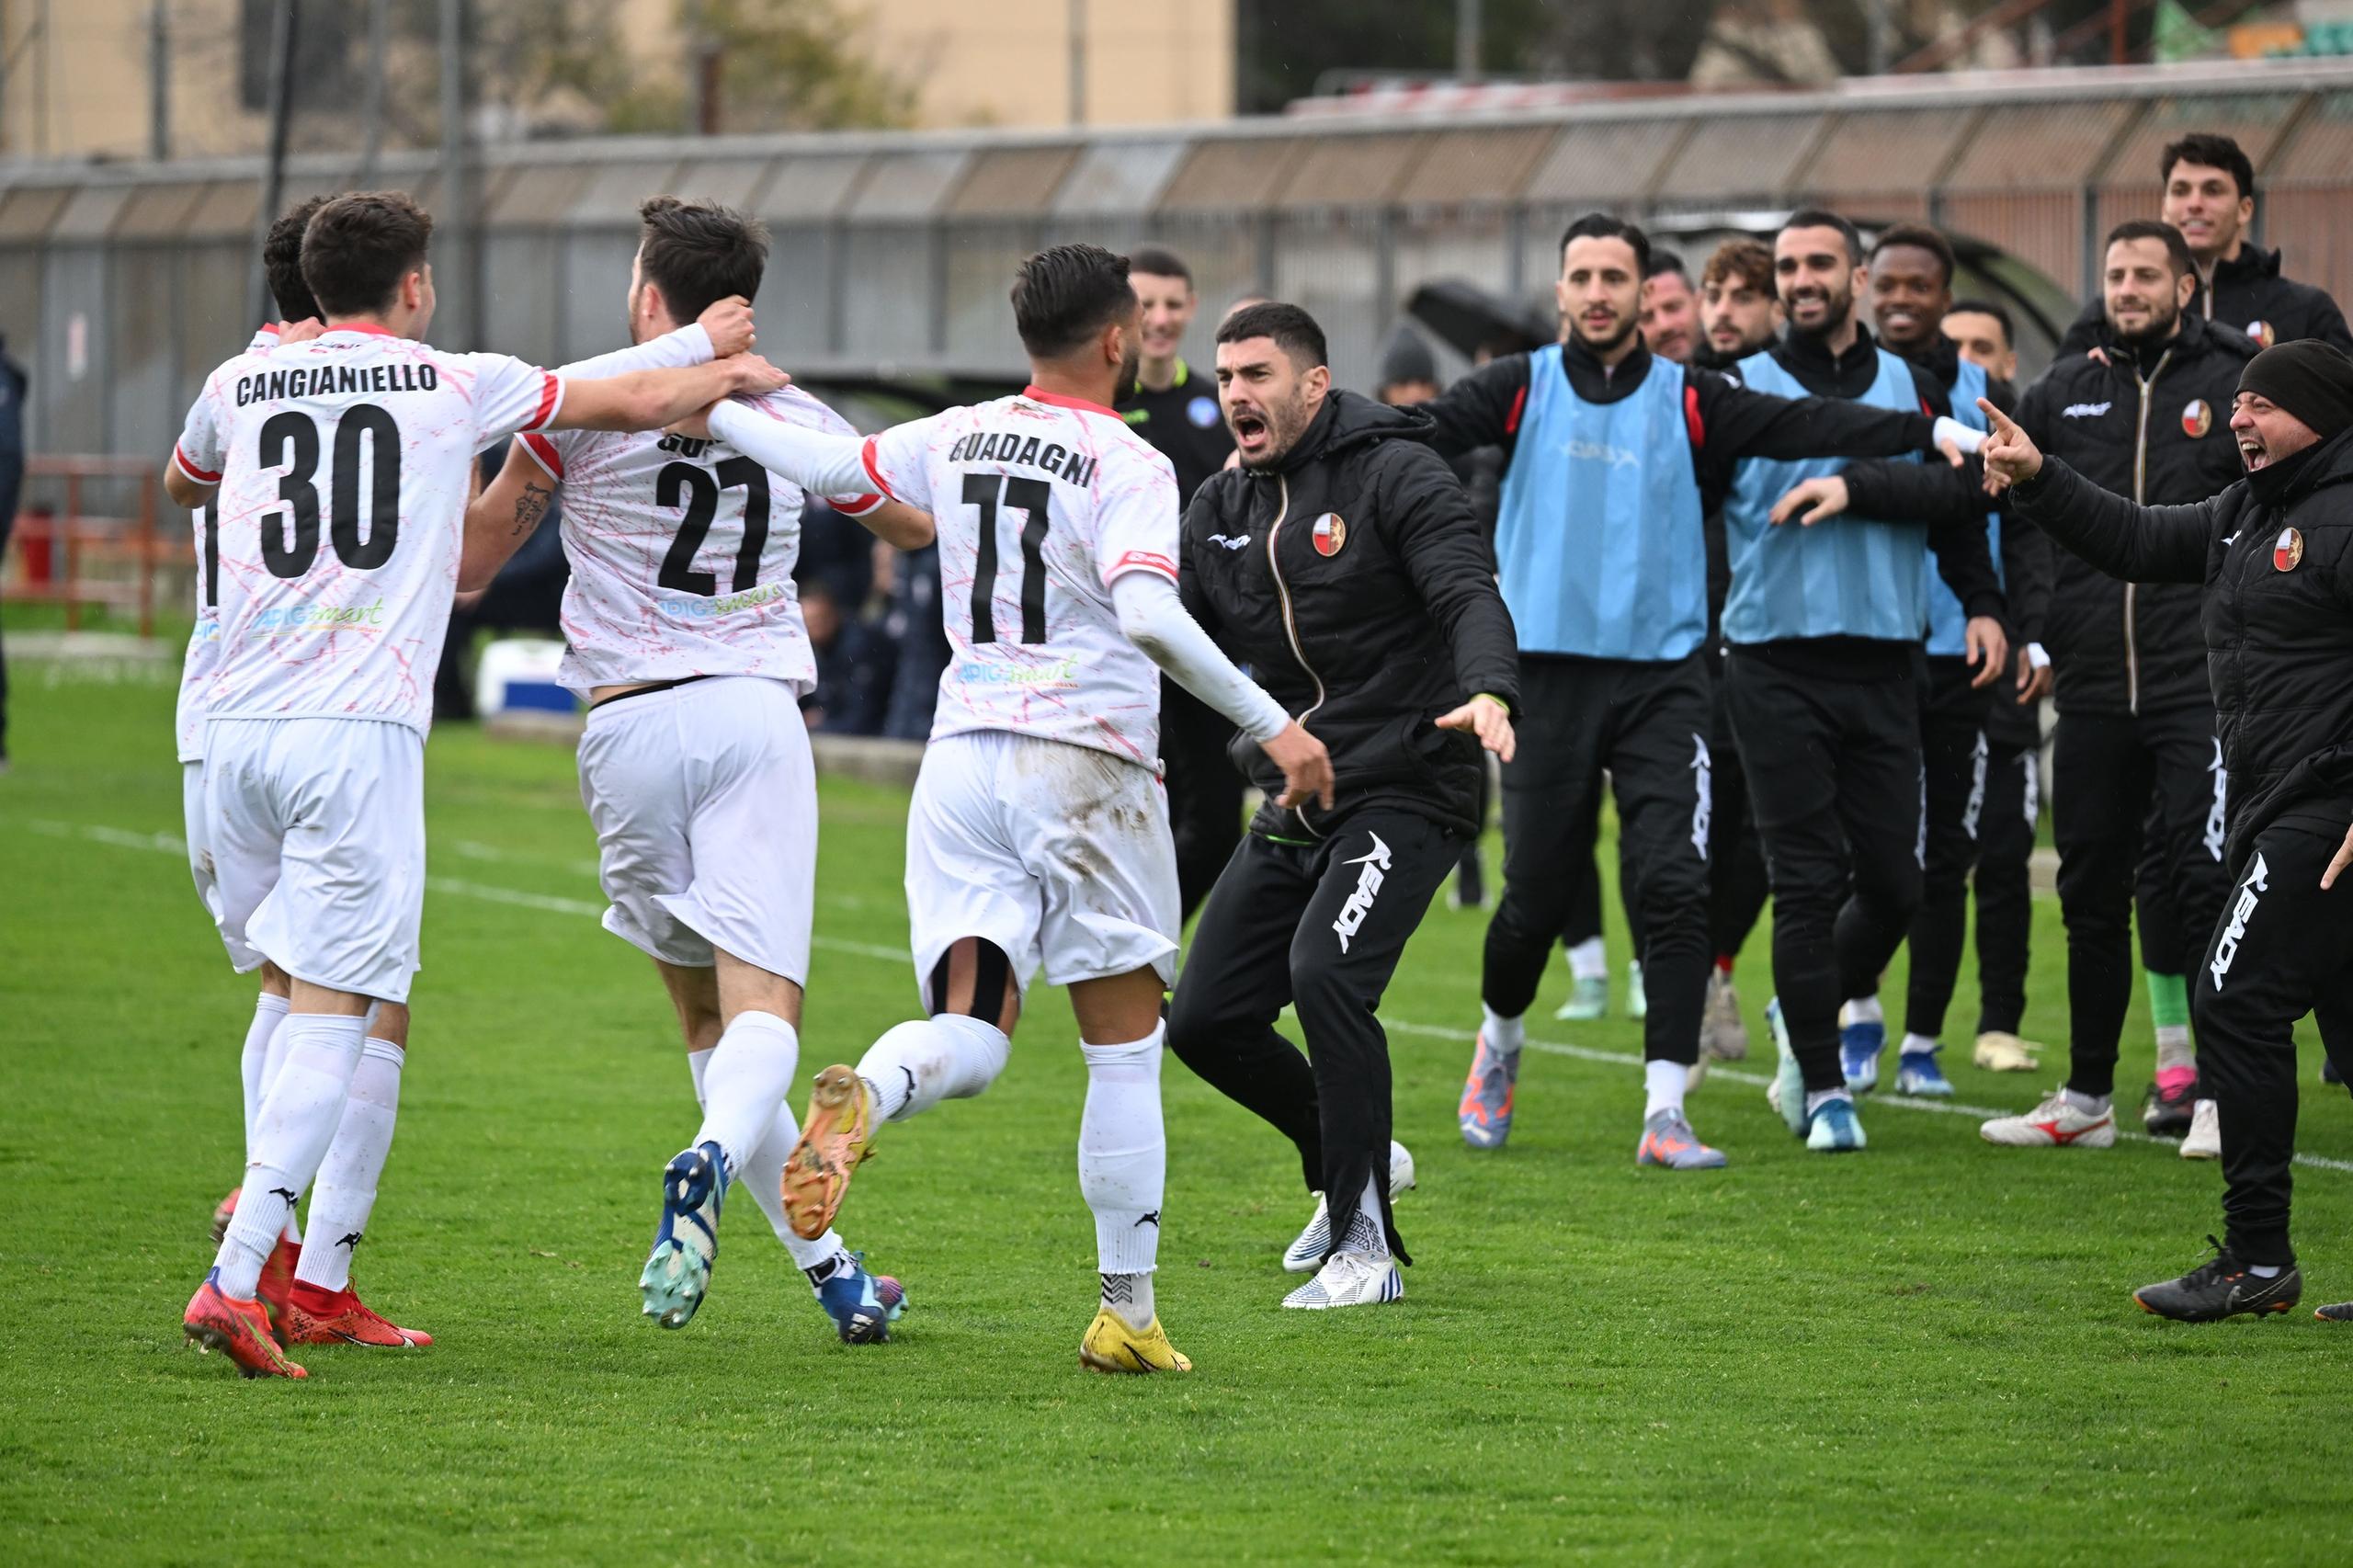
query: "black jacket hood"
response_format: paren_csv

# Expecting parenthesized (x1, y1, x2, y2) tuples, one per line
(1272, 388, 1438, 472)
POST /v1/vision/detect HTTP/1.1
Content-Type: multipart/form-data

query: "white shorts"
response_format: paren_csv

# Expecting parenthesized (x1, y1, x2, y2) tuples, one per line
(576, 676, 817, 983)
(904, 730, 1179, 1001)
(204, 717, 426, 1003)
(180, 758, 240, 957)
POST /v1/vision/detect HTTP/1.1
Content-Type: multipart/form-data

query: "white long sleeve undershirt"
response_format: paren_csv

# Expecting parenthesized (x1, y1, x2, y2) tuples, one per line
(1108, 570, 1290, 744)
(707, 399, 871, 496)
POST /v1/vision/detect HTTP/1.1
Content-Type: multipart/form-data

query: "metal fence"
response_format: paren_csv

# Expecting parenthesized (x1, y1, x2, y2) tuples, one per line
(3, 57, 2352, 460)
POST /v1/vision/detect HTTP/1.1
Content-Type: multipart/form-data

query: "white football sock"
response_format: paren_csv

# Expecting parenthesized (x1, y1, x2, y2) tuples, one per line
(2063, 1087, 2111, 1116)
(256, 1008, 305, 1242)
(692, 1010, 799, 1179)
(1841, 995, 1883, 1027)
(1079, 1026, 1165, 1297)
(2154, 1025, 2194, 1072)
(1899, 1032, 1938, 1057)
(1643, 1057, 1686, 1119)
(1803, 1086, 1852, 1118)
(684, 1042, 843, 1267)
(1101, 1269, 1155, 1333)
(859, 1014, 1010, 1123)
(239, 994, 290, 1157)
(213, 1013, 367, 1298)
(1566, 937, 1607, 983)
(295, 1037, 404, 1293)
(1338, 1170, 1386, 1258)
(1479, 1004, 1525, 1058)
(2248, 1264, 2283, 1278)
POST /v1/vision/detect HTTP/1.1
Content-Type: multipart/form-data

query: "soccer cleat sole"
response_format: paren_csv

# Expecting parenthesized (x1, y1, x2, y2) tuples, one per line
(640, 1240, 711, 1330)
(184, 1320, 306, 1379)
(2134, 1290, 2299, 1323)
(781, 1065, 874, 1241)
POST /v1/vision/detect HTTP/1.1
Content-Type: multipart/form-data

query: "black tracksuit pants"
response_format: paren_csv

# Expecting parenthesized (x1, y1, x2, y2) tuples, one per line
(1902, 658, 1994, 1041)
(1161, 676, 1248, 923)
(1481, 654, 1714, 1066)
(1707, 661, 1770, 963)
(2192, 823, 2353, 1267)
(1167, 811, 1461, 1267)
(2050, 705, 2231, 1097)
(1972, 734, 2041, 1037)
(1725, 646, 1925, 1094)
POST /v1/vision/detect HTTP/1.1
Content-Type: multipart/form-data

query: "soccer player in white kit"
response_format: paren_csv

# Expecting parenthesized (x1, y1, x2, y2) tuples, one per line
(464, 197, 934, 1343)
(676, 244, 1335, 1374)
(166, 190, 787, 1380)
(180, 195, 439, 1350)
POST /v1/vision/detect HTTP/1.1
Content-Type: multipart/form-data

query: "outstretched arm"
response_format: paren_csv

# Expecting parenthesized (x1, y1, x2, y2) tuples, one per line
(551, 356, 786, 434)
(1981, 397, 2222, 585)
(700, 398, 877, 499)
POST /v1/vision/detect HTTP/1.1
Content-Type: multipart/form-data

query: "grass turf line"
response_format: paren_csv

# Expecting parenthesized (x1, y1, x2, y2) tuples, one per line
(3, 667, 2350, 1565)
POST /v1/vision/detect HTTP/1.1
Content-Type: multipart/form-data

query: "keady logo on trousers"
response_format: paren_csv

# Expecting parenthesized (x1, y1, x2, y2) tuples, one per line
(2209, 853, 2269, 993)
(1332, 833, 1392, 953)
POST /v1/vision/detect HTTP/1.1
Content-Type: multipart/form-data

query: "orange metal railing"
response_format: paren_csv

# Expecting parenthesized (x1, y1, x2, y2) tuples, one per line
(2, 457, 167, 636)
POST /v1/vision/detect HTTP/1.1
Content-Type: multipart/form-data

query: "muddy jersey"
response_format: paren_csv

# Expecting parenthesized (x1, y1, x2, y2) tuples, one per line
(523, 374, 881, 695)
(172, 324, 562, 735)
(858, 386, 1180, 766)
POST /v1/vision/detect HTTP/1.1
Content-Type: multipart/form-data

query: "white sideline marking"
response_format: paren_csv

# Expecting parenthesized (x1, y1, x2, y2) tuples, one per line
(29, 815, 2353, 1176)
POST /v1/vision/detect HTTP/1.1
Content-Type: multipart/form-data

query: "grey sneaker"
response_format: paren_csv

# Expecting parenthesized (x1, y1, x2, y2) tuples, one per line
(1636, 1108, 1727, 1170)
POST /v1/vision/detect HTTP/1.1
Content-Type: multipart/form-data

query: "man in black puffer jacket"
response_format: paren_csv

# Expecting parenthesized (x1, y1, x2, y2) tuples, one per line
(1825, 221, 2256, 1147)
(1167, 302, 1519, 1312)
(1976, 340, 2353, 1322)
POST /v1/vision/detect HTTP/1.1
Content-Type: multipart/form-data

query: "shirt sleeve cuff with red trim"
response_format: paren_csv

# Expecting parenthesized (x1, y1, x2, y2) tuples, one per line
(173, 444, 222, 484)
(828, 492, 886, 517)
(858, 435, 897, 503)
(519, 432, 564, 483)
(525, 371, 564, 432)
(1102, 548, 1180, 585)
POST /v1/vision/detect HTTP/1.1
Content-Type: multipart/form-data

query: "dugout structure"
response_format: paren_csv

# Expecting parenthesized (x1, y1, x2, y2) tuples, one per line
(2, 57, 2351, 460)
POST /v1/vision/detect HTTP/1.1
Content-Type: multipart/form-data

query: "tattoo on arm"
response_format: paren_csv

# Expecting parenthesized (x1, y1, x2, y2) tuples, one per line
(512, 481, 552, 538)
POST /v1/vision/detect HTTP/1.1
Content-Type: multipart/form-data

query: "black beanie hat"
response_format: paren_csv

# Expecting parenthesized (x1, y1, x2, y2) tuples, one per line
(2237, 339, 2353, 443)
(1376, 325, 1439, 392)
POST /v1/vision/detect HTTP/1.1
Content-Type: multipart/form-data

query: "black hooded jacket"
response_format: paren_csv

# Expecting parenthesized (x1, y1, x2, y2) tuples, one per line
(2059, 243, 2352, 356)
(1181, 390, 1519, 842)
(2010, 426, 2353, 869)
(1844, 312, 2256, 716)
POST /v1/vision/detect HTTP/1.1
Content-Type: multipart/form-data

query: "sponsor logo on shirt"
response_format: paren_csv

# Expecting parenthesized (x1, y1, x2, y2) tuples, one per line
(247, 597, 389, 633)
(1563, 437, 1642, 470)
(2061, 401, 2113, 419)
(657, 581, 790, 619)
(958, 657, 1082, 687)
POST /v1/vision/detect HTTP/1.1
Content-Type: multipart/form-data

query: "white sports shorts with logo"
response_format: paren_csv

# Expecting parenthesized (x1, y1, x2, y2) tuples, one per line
(180, 758, 234, 952)
(204, 716, 426, 1002)
(904, 729, 1179, 1000)
(576, 675, 817, 983)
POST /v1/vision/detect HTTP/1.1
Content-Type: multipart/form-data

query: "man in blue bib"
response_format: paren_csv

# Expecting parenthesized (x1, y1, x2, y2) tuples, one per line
(1423, 212, 1997, 1167)
(1722, 210, 2010, 1153)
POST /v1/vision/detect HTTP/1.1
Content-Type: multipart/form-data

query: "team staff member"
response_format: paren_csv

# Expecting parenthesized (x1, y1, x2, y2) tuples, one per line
(1640, 249, 1698, 365)
(1422, 213, 1993, 1165)
(1972, 342, 2353, 1322)
(1118, 246, 1244, 921)
(1835, 226, 2052, 1097)
(1796, 222, 2254, 1154)
(1166, 303, 1519, 1312)
(2059, 132, 2349, 355)
(1722, 209, 2006, 1154)
(1942, 298, 2052, 1074)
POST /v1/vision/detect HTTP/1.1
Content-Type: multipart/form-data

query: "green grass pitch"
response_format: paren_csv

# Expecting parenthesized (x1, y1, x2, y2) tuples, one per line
(4, 656, 2350, 1565)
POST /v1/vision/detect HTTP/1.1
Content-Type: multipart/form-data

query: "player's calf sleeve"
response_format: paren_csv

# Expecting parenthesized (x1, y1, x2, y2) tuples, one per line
(693, 1010, 799, 1179)
(1079, 1025, 1166, 1278)
(295, 1038, 404, 1293)
(214, 1013, 368, 1297)
(861, 1014, 1010, 1122)
(239, 993, 290, 1158)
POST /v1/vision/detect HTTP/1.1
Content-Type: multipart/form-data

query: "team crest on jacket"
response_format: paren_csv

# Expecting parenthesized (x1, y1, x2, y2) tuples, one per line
(2275, 527, 2303, 572)
(1311, 513, 1347, 557)
(2181, 399, 2212, 438)
(2245, 320, 2275, 348)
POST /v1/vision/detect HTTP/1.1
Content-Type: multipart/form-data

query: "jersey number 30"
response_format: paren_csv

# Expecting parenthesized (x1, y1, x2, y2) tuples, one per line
(256, 404, 403, 579)
(963, 472, 1051, 644)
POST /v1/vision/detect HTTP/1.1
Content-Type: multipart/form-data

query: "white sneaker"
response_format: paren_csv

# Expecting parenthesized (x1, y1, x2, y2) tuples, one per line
(2181, 1098, 2222, 1160)
(1280, 1142, 1415, 1273)
(1699, 970, 1749, 1062)
(1280, 1250, 1404, 1310)
(1979, 1089, 2117, 1149)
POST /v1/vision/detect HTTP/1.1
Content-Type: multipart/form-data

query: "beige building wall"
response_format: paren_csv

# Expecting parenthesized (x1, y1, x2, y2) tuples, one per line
(3, 0, 1233, 161)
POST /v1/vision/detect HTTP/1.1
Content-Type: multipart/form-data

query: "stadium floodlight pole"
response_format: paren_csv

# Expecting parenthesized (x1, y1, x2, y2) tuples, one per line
(1455, 0, 1481, 81)
(249, 0, 298, 330)
(438, 0, 474, 348)
(147, 0, 168, 162)
(1066, 0, 1085, 126)
(359, 0, 388, 185)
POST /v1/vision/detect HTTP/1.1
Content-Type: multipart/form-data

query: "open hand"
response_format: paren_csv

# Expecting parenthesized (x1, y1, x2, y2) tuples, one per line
(722, 353, 789, 397)
(1770, 474, 1848, 526)
(1965, 616, 2008, 690)
(1437, 694, 1515, 763)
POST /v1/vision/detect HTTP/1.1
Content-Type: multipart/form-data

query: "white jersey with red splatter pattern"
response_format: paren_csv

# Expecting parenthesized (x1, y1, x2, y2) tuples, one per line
(860, 387, 1181, 767)
(175, 324, 282, 760)
(172, 324, 562, 736)
(522, 383, 881, 696)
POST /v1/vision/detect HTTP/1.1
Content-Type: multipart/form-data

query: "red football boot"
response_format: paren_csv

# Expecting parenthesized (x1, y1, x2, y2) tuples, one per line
(256, 1235, 301, 1335)
(184, 1270, 307, 1379)
(280, 1280, 433, 1347)
(210, 1187, 240, 1244)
